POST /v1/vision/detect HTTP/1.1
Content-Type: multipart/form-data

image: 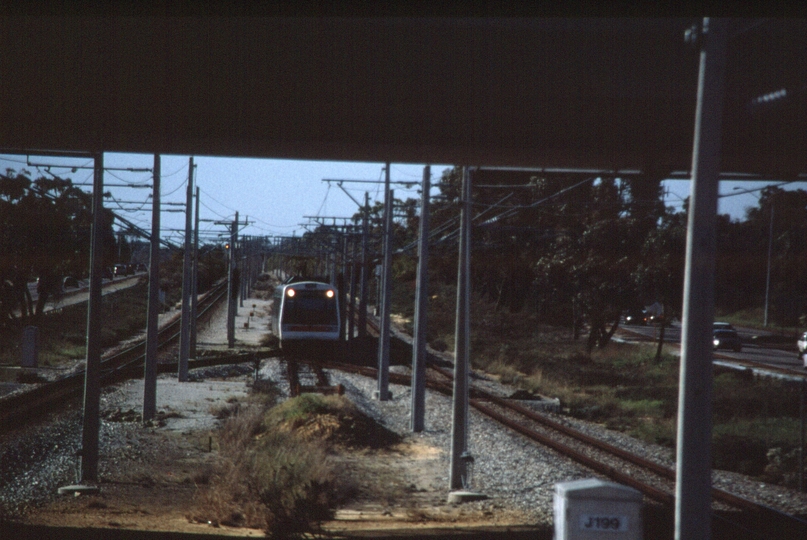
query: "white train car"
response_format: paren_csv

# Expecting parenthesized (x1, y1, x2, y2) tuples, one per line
(271, 281, 340, 348)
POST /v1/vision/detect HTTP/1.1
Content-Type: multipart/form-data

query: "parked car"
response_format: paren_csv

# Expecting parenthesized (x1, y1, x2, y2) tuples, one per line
(797, 332, 807, 368)
(713, 329, 742, 352)
(714, 321, 734, 330)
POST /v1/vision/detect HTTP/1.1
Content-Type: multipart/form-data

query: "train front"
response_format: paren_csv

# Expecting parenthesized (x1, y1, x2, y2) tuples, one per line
(275, 282, 340, 355)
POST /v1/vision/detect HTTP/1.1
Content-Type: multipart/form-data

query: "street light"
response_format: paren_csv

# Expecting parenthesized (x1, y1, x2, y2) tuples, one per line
(734, 188, 773, 326)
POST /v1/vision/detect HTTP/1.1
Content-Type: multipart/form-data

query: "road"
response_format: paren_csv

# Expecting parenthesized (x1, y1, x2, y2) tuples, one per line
(618, 322, 805, 372)
(25, 274, 144, 314)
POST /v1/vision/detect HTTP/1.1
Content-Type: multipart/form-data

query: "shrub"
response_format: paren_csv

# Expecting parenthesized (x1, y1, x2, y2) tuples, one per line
(194, 391, 399, 537)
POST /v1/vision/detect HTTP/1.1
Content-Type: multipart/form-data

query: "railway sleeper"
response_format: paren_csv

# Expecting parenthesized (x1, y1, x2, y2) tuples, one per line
(298, 384, 345, 396)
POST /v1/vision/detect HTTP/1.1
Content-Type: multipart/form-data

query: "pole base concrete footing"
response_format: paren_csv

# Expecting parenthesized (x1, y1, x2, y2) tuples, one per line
(58, 484, 100, 496)
(447, 490, 487, 504)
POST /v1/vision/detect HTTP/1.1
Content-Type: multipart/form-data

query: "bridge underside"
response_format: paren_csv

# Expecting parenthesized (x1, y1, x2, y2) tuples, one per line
(1, 14, 805, 177)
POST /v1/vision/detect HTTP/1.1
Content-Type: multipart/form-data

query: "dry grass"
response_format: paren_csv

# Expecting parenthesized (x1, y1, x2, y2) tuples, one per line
(191, 386, 400, 537)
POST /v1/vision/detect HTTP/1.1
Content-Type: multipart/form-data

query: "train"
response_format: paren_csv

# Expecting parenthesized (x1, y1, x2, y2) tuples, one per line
(270, 279, 340, 352)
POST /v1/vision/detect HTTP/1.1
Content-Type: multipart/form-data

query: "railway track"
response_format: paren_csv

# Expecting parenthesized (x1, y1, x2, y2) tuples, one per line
(0, 279, 232, 431)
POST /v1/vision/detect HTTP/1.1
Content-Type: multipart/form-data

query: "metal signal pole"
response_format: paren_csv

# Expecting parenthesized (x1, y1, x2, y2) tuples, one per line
(411, 165, 430, 432)
(190, 185, 200, 358)
(143, 154, 161, 421)
(375, 163, 392, 401)
(79, 152, 105, 483)
(348, 233, 358, 340)
(449, 166, 472, 491)
(178, 157, 194, 382)
(676, 18, 728, 540)
(227, 212, 239, 348)
(358, 192, 370, 338)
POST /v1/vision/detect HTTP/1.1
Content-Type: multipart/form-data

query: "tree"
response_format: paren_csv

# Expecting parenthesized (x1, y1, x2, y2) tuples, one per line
(0, 169, 116, 331)
(635, 208, 687, 359)
(743, 187, 807, 325)
(531, 175, 666, 351)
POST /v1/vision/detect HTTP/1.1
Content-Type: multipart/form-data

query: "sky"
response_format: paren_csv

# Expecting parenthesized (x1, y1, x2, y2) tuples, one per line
(0, 152, 450, 247)
(2, 152, 805, 248)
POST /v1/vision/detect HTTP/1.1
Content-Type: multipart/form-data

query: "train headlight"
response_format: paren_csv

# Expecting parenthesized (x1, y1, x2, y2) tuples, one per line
(286, 289, 296, 297)
(326, 290, 334, 298)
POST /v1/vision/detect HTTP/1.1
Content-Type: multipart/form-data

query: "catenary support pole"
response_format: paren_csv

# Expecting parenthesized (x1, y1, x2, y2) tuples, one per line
(240, 222, 247, 307)
(178, 157, 194, 382)
(227, 212, 239, 348)
(375, 163, 392, 401)
(340, 234, 348, 340)
(348, 234, 357, 340)
(190, 185, 200, 358)
(143, 154, 161, 422)
(411, 165, 431, 432)
(676, 17, 728, 540)
(800, 378, 805, 492)
(79, 151, 105, 482)
(358, 192, 370, 338)
(764, 204, 774, 327)
(449, 166, 472, 490)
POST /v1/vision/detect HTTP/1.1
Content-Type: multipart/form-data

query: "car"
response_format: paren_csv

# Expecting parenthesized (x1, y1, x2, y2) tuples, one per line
(798, 332, 807, 368)
(713, 329, 742, 352)
(623, 309, 647, 326)
(113, 264, 128, 278)
(714, 321, 734, 331)
(61, 276, 80, 290)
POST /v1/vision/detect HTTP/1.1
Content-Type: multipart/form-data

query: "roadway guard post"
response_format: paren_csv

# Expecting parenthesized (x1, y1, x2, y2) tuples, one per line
(554, 478, 643, 540)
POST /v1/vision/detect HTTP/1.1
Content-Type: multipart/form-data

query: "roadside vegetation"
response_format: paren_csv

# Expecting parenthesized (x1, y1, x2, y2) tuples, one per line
(390, 278, 807, 488)
(0, 247, 226, 374)
(192, 382, 399, 538)
(0, 280, 151, 373)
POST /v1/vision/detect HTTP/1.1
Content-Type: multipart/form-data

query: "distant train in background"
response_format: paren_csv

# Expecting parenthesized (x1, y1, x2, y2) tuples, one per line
(271, 280, 340, 352)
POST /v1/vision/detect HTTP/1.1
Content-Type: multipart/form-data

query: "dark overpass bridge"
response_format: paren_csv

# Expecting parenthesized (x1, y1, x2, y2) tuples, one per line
(1, 13, 805, 177)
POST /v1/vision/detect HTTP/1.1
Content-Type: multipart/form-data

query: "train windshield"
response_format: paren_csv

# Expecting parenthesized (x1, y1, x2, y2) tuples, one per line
(283, 290, 338, 325)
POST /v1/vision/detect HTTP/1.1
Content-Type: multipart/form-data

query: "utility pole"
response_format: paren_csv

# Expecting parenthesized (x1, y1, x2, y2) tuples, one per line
(178, 157, 194, 382)
(79, 152, 105, 483)
(227, 212, 239, 348)
(190, 185, 200, 358)
(348, 233, 358, 341)
(240, 221, 247, 307)
(358, 192, 370, 338)
(449, 166, 472, 492)
(411, 165, 430, 432)
(764, 204, 774, 327)
(340, 233, 348, 340)
(143, 154, 161, 422)
(375, 163, 392, 401)
(676, 18, 728, 540)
